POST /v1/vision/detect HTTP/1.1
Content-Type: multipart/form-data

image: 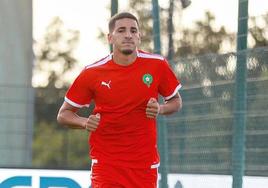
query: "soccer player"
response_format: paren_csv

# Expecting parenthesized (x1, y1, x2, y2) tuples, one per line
(57, 12, 182, 188)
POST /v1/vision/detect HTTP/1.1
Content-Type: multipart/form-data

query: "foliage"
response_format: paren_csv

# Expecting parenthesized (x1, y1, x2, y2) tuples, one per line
(175, 11, 235, 58)
(125, 0, 268, 58)
(33, 121, 89, 169)
(33, 17, 79, 123)
(249, 14, 268, 48)
(33, 17, 80, 88)
(33, 17, 91, 169)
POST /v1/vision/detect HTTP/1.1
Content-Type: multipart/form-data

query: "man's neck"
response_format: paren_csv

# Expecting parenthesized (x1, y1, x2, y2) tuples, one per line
(112, 50, 137, 66)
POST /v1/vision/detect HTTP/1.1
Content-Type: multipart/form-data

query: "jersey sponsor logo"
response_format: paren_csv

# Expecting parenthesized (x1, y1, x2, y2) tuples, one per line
(142, 74, 153, 87)
(101, 80, 111, 89)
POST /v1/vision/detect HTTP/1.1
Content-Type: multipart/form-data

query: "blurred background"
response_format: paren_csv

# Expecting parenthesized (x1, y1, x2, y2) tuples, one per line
(0, 0, 267, 187)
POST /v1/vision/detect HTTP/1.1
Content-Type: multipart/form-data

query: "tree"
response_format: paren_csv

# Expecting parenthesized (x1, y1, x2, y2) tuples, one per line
(33, 17, 81, 122)
(175, 11, 235, 58)
(32, 121, 89, 169)
(33, 17, 91, 169)
(249, 14, 268, 48)
(33, 17, 80, 88)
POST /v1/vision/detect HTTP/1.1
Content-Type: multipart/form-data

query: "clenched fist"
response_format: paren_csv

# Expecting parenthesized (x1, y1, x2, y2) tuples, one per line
(84, 113, 101, 131)
(146, 98, 160, 119)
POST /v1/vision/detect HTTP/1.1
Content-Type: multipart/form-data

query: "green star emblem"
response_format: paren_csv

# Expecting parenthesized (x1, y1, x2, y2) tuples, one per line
(142, 73, 153, 87)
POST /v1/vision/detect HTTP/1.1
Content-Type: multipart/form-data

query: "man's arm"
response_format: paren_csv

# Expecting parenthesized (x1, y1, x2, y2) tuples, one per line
(146, 93, 182, 118)
(57, 102, 100, 131)
(160, 93, 182, 115)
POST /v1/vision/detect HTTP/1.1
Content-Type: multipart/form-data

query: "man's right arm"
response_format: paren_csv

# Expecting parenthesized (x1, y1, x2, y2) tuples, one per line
(57, 102, 100, 131)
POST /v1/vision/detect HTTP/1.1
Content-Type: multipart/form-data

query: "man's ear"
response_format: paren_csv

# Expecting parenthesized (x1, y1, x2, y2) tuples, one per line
(108, 33, 113, 44)
(138, 32, 142, 44)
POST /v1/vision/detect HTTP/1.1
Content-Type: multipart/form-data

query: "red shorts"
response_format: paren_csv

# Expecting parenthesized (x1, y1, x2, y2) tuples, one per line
(91, 162, 158, 188)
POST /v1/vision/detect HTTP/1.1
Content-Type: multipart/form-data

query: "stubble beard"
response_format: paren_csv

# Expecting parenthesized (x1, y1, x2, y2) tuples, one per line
(121, 49, 134, 55)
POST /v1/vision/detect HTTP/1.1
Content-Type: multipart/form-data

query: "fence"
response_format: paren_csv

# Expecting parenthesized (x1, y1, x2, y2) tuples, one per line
(1, 47, 267, 176)
(165, 46, 268, 176)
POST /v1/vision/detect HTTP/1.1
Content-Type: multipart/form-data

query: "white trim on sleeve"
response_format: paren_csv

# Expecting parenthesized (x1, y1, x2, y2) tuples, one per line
(64, 97, 90, 108)
(151, 163, 160, 169)
(164, 84, 182, 101)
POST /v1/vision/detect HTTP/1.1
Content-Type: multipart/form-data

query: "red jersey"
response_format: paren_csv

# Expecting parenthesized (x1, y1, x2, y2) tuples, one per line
(65, 50, 181, 169)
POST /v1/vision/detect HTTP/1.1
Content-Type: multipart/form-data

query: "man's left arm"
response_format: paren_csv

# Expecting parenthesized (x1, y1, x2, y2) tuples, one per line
(146, 93, 182, 118)
(159, 93, 182, 115)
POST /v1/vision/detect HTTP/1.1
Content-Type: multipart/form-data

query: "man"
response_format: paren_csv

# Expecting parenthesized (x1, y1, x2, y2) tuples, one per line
(57, 12, 182, 188)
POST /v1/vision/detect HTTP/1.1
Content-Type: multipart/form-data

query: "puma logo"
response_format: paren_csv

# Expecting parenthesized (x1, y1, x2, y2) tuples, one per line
(101, 80, 111, 89)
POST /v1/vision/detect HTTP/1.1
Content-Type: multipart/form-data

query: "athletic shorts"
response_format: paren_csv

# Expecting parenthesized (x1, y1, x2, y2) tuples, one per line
(91, 161, 158, 188)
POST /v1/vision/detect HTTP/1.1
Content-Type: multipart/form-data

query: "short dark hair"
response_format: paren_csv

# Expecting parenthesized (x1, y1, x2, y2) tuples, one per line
(109, 12, 139, 33)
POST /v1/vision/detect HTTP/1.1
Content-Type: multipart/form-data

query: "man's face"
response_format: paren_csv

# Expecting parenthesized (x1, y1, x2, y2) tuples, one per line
(108, 18, 141, 55)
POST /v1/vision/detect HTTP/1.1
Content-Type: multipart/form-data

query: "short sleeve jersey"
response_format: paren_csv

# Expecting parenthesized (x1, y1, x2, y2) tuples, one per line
(65, 50, 182, 169)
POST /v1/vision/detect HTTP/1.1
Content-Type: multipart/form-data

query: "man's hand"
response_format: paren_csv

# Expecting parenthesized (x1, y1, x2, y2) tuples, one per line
(84, 113, 101, 131)
(146, 98, 160, 119)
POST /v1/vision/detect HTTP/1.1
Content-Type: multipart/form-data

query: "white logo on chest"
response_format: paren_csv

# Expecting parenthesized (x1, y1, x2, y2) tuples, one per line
(101, 80, 111, 89)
